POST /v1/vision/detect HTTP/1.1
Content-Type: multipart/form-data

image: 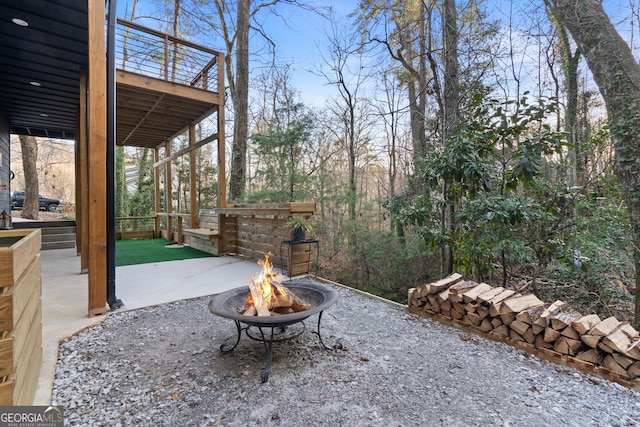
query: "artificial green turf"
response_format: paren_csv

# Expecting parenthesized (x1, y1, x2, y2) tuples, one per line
(115, 238, 214, 267)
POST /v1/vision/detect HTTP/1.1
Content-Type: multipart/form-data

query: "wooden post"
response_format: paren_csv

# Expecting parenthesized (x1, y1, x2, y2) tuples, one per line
(154, 147, 161, 238)
(189, 124, 198, 229)
(87, 0, 107, 316)
(165, 141, 173, 240)
(217, 52, 226, 208)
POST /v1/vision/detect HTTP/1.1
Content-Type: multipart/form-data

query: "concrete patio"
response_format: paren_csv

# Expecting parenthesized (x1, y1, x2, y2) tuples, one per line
(35, 247, 266, 405)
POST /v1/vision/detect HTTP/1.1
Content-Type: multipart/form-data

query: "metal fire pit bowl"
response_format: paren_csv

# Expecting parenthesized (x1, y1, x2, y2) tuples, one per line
(208, 281, 337, 382)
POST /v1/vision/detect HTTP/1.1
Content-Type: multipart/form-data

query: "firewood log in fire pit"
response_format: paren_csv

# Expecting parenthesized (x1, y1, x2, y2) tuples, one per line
(242, 276, 310, 316)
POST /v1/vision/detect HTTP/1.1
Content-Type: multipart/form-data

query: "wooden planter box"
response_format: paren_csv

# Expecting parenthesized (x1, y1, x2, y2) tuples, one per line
(0, 229, 42, 405)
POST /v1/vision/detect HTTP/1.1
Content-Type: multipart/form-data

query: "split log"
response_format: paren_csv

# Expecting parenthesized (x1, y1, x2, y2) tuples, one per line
(624, 341, 640, 361)
(522, 328, 536, 344)
(580, 334, 602, 349)
(553, 336, 584, 356)
(539, 300, 567, 324)
(466, 312, 482, 327)
(416, 285, 430, 298)
(461, 282, 494, 303)
(464, 302, 478, 313)
(408, 288, 418, 307)
(246, 278, 310, 316)
(489, 303, 502, 318)
(477, 286, 506, 303)
(491, 317, 503, 329)
(588, 316, 621, 337)
(428, 273, 464, 294)
(492, 325, 509, 337)
(480, 318, 494, 332)
(500, 313, 515, 326)
(535, 334, 554, 349)
(500, 294, 545, 314)
(560, 325, 580, 340)
(544, 327, 561, 343)
(628, 361, 640, 380)
(441, 300, 452, 314)
(242, 305, 257, 316)
(598, 341, 615, 354)
(449, 281, 480, 303)
(531, 322, 545, 336)
(427, 294, 438, 306)
(516, 306, 545, 325)
(488, 290, 519, 317)
(575, 348, 603, 365)
(612, 353, 633, 370)
(510, 320, 531, 336)
(451, 302, 465, 316)
(248, 278, 272, 316)
(476, 306, 490, 320)
(436, 289, 451, 304)
(550, 312, 582, 331)
(571, 314, 602, 335)
(429, 300, 440, 313)
(510, 330, 525, 342)
(602, 355, 628, 376)
(601, 323, 638, 354)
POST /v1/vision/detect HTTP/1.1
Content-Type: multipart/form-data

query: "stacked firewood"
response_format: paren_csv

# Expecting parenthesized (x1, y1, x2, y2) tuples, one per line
(408, 273, 640, 384)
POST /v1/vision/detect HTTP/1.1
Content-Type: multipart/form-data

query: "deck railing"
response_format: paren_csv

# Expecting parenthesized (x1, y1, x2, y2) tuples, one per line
(115, 19, 220, 91)
(115, 215, 156, 240)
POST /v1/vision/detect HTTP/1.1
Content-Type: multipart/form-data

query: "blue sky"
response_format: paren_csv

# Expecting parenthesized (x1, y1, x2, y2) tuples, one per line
(115, 0, 360, 106)
(115, 0, 639, 108)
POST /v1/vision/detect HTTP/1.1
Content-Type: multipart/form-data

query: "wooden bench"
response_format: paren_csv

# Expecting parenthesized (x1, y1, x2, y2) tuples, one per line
(183, 209, 220, 255)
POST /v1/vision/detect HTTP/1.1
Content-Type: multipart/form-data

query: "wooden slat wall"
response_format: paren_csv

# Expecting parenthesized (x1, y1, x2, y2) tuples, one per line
(217, 203, 315, 271)
(0, 229, 42, 405)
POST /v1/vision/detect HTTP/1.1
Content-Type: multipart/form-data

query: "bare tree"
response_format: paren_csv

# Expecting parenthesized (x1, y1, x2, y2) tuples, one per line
(319, 19, 373, 224)
(18, 135, 39, 219)
(179, 0, 329, 202)
(546, 0, 640, 327)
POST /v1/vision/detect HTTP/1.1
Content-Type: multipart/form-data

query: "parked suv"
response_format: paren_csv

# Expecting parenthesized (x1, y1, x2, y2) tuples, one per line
(11, 191, 61, 212)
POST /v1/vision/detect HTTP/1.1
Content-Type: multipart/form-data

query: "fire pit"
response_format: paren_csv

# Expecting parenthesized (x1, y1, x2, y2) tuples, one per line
(209, 276, 337, 382)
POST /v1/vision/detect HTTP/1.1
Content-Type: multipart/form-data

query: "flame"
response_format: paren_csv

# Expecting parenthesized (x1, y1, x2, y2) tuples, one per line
(246, 253, 284, 311)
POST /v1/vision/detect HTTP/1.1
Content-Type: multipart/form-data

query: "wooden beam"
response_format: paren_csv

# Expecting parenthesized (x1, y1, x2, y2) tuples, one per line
(87, 0, 107, 316)
(152, 132, 218, 167)
(116, 71, 222, 105)
(78, 69, 89, 273)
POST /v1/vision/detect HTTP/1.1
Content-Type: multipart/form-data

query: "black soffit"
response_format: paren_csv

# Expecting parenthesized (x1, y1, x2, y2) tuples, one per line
(0, 0, 88, 140)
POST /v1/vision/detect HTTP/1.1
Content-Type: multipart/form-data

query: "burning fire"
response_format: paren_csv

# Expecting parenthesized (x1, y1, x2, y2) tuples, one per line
(242, 253, 308, 316)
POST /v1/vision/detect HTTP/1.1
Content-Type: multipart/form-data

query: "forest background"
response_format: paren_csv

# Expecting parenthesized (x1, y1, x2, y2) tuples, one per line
(10, 0, 640, 327)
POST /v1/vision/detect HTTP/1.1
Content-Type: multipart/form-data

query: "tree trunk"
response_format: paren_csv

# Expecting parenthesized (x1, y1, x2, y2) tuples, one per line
(115, 146, 128, 218)
(547, 0, 640, 328)
(442, 0, 459, 276)
(228, 0, 249, 201)
(19, 135, 39, 220)
(551, 13, 582, 187)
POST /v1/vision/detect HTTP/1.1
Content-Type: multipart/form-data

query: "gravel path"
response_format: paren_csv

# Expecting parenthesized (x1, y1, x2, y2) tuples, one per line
(52, 281, 640, 427)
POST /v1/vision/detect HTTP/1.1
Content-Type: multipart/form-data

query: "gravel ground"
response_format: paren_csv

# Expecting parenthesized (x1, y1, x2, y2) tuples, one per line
(52, 281, 640, 427)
